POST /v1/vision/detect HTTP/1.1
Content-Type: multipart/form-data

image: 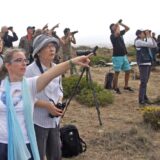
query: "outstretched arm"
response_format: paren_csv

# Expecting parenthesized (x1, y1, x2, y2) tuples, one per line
(36, 55, 91, 92)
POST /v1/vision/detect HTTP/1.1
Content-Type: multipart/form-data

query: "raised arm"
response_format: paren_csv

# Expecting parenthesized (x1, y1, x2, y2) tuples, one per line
(51, 23, 59, 31)
(135, 31, 157, 48)
(119, 22, 130, 32)
(113, 20, 130, 37)
(70, 34, 76, 44)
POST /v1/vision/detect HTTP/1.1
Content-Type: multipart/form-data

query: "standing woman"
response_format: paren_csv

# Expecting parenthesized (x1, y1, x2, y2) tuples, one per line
(0, 48, 91, 160)
(25, 34, 63, 160)
(135, 30, 157, 105)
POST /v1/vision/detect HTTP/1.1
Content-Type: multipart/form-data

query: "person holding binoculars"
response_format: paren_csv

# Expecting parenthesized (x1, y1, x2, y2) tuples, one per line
(1, 26, 18, 48)
(135, 29, 157, 106)
(61, 28, 78, 76)
(109, 19, 133, 94)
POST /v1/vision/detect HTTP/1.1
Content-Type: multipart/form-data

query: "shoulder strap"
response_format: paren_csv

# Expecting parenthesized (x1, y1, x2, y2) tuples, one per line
(79, 137, 87, 152)
(35, 58, 44, 73)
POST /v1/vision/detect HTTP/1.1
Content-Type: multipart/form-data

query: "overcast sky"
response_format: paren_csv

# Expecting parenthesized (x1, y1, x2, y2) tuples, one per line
(0, 0, 159, 47)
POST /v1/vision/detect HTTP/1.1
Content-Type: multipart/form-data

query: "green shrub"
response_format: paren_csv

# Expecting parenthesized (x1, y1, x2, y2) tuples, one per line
(62, 76, 81, 98)
(76, 88, 114, 107)
(90, 55, 111, 66)
(143, 106, 160, 130)
(62, 76, 114, 106)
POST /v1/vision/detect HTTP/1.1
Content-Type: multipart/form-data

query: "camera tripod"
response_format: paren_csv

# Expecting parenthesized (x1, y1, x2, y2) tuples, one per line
(63, 67, 102, 126)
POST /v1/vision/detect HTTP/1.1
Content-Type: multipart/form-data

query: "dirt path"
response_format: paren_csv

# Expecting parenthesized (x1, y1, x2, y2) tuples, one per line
(61, 66, 160, 160)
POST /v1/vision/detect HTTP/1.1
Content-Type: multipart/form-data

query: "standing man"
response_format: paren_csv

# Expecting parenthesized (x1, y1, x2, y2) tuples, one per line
(109, 20, 133, 94)
(61, 28, 78, 75)
(19, 26, 35, 64)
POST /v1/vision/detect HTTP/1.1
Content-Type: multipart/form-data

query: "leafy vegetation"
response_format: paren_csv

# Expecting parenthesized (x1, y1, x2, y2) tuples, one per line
(143, 106, 160, 130)
(90, 55, 111, 66)
(62, 75, 114, 107)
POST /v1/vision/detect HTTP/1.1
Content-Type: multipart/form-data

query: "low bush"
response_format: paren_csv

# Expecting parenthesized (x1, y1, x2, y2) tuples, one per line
(62, 75, 114, 107)
(143, 106, 160, 130)
(90, 55, 111, 66)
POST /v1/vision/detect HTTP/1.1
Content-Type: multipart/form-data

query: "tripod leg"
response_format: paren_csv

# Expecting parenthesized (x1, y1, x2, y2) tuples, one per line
(62, 67, 86, 117)
(87, 68, 102, 126)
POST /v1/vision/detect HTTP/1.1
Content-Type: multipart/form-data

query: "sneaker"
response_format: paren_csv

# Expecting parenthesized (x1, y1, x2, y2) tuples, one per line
(145, 99, 153, 104)
(139, 101, 146, 107)
(144, 96, 152, 104)
(114, 88, 121, 94)
(124, 87, 134, 92)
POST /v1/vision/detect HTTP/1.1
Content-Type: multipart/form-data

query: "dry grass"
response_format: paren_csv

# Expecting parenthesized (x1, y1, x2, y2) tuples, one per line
(61, 65, 160, 160)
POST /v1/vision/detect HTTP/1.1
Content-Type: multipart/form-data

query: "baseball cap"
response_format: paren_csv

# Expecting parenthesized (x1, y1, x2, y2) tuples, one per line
(135, 30, 143, 36)
(27, 26, 35, 30)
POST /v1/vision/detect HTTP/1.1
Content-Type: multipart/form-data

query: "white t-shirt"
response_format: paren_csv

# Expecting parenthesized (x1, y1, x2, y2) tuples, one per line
(0, 77, 37, 144)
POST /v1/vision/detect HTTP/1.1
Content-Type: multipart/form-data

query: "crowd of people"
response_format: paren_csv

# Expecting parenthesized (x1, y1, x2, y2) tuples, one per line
(0, 23, 86, 160)
(0, 21, 160, 160)
(0, 24, 78, 67)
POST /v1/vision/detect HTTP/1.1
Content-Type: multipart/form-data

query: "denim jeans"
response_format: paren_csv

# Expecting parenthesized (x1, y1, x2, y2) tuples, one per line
(138, 65, 151, 102)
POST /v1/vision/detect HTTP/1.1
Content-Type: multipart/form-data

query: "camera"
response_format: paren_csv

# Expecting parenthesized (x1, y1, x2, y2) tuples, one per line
(76, 46, 98, 56)
(71, 31, 78, 34)
(49, 102, 66, 118)
(8, 26, 13, 30)
(56, 102, 66, 110)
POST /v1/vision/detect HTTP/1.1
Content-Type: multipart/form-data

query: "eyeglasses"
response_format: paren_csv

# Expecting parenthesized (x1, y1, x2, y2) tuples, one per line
(11, 58, 29, 64)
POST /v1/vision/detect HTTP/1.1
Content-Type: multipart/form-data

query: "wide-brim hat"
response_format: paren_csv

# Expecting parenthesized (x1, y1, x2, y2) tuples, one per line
(32, 34, 59, 57)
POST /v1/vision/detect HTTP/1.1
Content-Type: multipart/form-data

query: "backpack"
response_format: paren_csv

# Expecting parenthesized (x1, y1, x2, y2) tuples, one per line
(104, 72, 114, 89)
(60, 124, 87, 158)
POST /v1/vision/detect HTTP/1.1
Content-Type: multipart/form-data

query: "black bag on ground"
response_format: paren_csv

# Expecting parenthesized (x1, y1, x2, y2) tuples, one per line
(60, 124, 87, 158)
(104, 72, 114, 89)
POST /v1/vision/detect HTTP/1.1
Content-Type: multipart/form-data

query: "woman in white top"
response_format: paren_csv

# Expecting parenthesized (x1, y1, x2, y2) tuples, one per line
(0, 47, 91, 160)
(25, 34, 64, 160)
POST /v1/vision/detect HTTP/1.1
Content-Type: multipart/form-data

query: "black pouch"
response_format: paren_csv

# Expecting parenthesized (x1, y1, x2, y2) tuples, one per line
(104, 72, 114, 89)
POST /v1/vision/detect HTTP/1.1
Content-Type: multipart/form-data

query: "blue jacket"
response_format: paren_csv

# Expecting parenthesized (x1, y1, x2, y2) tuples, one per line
(136, 47, 152, 64)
